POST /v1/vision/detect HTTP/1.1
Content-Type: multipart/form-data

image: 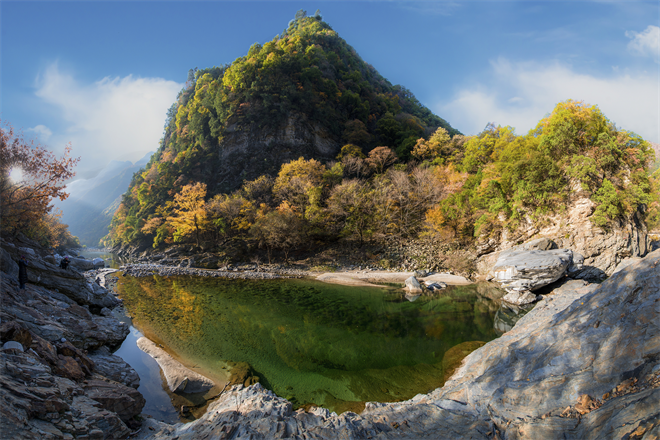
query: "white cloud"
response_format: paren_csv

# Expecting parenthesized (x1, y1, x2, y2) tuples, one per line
(439, 58, 659, 143)
(35, 62, 182, 177)
(626, 25, 660, 62)
(27, 124, 52, 142)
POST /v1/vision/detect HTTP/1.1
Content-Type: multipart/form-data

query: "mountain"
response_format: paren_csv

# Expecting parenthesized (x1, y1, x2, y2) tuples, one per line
(107, 11, 458, 248)
(55, 153, 152, 246)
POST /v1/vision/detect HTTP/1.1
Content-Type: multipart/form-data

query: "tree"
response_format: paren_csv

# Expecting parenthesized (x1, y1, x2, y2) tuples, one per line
(167, 182, 208, 247)
(327, 179, 376, 245)
(366, 146, 397, 174)
(411, 127, 451, 160)
(250, 203, 306, 263)
(0, 121, 79, 236)
(273, 157, 326, 215)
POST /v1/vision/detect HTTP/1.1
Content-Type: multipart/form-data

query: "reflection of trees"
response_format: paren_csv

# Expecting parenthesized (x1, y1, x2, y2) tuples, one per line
(118, 276, 505, 408)
(168, 281, 204, 342)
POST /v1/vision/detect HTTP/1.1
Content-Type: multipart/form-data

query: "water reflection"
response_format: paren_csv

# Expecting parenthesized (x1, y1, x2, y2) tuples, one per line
(493, 302, 534, 335)
(115, 276, 509, 414)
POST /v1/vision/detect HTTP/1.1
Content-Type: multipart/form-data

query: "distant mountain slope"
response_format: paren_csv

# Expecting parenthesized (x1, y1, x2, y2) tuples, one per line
(108, 10, 459, 247)
(55, 154, 152, 246)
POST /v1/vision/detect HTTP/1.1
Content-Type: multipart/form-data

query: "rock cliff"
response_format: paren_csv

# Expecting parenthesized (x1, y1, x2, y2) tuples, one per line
(476, 191, 649, 280)
(216, 113, 339, 190)
(136, 249, 660, 440)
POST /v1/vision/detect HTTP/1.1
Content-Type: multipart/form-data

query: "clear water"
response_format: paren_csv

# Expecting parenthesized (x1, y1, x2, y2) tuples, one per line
(115, 275, 506, 414)
(110, 308, 181, 423)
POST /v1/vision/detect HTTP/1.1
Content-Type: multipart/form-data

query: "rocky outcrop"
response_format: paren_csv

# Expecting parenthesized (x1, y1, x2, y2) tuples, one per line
(88, 345, 140, 389)
(136, 250, 660, 440)
(2, 242, 117, 308)
(0, 350, 135, 439)
(137, 337, 215, 394)
(491, 247, 583, 305)
(476, 193, 648, 280)
(1, 238, 143, 438)
(0, 278, 128, 350)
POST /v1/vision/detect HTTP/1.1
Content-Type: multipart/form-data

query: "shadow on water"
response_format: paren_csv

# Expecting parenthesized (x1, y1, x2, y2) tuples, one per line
(113, 275, 532, 415)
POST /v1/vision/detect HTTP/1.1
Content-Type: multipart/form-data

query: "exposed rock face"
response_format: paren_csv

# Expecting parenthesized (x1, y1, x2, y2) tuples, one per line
(476, 194, 648, 280)
(0, 279, 128, 350)
(491, 248, 583, 305)
(88, 345, 140, 389)
(217, 113, 339, 190)
(2, 243, 117, 308)
(1, 239, 142, 438)
(136, 250, 660, 440)
(83, 376, 145, 422)
(0, 350, 135, 439)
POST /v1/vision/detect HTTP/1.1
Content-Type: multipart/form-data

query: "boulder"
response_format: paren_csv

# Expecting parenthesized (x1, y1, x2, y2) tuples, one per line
(88, 346, 140, 389)
(66, 256, 99, 271)
(425, 281, 447, 291)
(491, 248, 583, 304)
(2, 341, 24, 353)
(83, 377, 145, 422)
(404, 276, 424, 293)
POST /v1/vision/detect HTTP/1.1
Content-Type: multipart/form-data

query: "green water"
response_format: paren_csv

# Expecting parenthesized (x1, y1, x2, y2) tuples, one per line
(116, 275, 504, 413)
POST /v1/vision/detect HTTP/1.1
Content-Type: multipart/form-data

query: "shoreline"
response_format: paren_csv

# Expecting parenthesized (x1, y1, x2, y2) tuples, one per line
(104, 264, 473, 422)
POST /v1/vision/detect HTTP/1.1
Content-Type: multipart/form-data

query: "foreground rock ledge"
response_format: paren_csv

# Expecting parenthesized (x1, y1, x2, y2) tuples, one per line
(137, 250, 660, 440)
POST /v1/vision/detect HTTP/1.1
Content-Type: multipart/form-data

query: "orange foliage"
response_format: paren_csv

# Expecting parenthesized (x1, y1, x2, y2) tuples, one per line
(0, 120, 79, 235)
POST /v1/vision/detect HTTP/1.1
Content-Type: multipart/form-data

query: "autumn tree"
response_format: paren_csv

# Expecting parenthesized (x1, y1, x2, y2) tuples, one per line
(273, 157, 326, 216)
(366, 146, 397, 174)
(249, 202, 306, 263)
(167, 182, 208, 247)
(0, 121, 79, 236)
(327, 179, 376, 245)
(411, 127, 451, 160)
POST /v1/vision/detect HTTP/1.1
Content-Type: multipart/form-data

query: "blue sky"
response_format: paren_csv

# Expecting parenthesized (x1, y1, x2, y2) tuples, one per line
(2, 1, 659, 179)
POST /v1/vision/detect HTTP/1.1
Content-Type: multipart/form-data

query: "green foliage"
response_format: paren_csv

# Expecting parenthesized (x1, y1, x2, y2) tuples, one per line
(107, 11, 459, 249)
(431, 100, 655, 239)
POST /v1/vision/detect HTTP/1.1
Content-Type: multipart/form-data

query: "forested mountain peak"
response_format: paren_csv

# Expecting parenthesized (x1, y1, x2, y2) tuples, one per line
(108, 10, 459, 247)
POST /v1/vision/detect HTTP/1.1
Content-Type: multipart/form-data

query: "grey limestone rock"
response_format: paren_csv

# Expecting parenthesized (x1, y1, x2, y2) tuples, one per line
(491, 248, 584, 304)
(404, 276, 424, 293)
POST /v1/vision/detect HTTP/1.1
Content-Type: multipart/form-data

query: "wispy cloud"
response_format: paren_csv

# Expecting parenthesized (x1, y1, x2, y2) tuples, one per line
(626, 25, 660, 63)
(27, 124, 52, 142)
(439, 58, 659, 143)
(34, 62, 182, 177)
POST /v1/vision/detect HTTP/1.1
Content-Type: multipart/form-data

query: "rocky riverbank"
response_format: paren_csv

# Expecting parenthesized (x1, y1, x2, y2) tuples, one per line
(0, 236, 145, 438)
(135, 249, 660, 440)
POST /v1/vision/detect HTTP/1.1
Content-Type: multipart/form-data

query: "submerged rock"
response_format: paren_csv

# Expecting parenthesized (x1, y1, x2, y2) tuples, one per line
(137, 337, 215, 394)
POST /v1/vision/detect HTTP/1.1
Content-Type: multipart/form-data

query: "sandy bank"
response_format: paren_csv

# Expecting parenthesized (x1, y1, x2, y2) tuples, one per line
(316, 270, 471, 287)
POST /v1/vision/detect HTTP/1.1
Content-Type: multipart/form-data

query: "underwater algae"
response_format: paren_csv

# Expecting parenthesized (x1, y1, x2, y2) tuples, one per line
(116, 275, 503, 413)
